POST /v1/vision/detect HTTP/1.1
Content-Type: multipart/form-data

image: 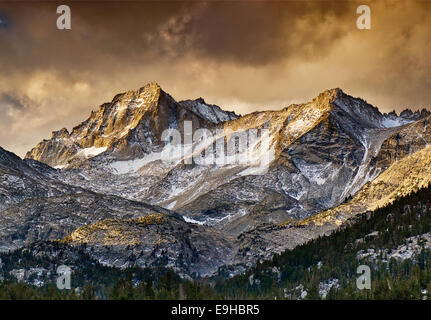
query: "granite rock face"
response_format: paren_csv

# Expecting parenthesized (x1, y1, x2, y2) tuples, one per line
(62, 213, 236, 277)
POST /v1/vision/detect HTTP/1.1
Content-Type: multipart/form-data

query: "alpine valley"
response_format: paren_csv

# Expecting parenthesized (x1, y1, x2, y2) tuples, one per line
(1, 82, 431, 298)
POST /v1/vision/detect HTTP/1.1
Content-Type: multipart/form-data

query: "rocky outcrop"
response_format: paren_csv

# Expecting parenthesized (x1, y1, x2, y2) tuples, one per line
(0, 191, 173, 252)
(61, 213, 236, 277)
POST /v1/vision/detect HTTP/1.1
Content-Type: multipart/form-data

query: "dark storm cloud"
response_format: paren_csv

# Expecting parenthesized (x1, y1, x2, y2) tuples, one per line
(0, 92, 28, 110)
(0, 92, 34, 130)
(0, 14, 8, 29)
(0, 1, 357, 72)
(171, 1, 354, 65)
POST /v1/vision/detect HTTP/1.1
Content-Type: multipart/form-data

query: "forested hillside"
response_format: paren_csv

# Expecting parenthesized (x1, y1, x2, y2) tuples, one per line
(215, 183, 431, 299)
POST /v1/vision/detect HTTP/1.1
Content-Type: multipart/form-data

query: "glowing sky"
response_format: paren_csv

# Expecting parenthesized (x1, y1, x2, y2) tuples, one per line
(1, 0, 430, 157)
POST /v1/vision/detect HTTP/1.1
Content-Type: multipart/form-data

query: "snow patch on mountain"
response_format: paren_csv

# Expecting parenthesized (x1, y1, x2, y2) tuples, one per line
(110, 153, 162, 174)
(182, 215, 206, 225)
(76, 146, 108, 158)
(381, 117, 412, 128)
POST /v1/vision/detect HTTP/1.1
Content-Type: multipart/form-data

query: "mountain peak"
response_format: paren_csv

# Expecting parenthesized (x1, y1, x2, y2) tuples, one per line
(314, 87, 343, 101)
(25, 82, 239, 167)
(110, 81, 161, 105)
(136, 82, 162, 98)
(143, 81, 161, 89)
(324, 87, 344, 96)
(308, 88, 346, 112)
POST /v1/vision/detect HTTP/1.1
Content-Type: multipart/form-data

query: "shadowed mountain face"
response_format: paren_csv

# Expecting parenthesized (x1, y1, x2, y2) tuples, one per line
(1, 83, 430, 276)
(0, 146, 84, 212)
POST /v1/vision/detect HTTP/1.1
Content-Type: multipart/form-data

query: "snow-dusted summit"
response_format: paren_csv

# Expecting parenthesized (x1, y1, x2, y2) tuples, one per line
(26, 82, 238, 168)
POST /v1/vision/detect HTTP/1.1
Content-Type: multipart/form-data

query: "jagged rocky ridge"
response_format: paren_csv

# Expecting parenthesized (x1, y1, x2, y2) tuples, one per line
(2, 83, 431, 276)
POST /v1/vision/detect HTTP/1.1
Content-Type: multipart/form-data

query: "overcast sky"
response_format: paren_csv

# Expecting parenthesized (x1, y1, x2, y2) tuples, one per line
(1, 0, 431, 157)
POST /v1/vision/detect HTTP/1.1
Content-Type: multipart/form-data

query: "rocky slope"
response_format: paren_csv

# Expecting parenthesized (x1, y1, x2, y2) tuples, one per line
(0, 146, 235, 276)
(233, 138, 431, 268)
(0, 146, 84, 212)
(0, 192, 173, 252)
(26, 86, 430, 236)
(61, 213, 235, 277)
(301, 142, 431, 227)
(11, 82, 431, 274)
